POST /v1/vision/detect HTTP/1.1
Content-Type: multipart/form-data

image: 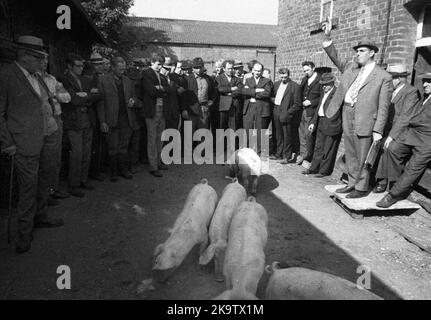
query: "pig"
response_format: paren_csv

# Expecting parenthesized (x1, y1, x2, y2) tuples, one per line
(199, 178, 247, 281)
(229, 148, 261, 196)
(264, 262, 383, 300)
(153, 179, 218, 281)
(213, 197, 268, 300)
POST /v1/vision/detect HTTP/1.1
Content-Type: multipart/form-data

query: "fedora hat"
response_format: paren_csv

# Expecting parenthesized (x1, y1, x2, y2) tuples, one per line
(387, 64, 410, 77)
(90, 52, 104, 64)
(192, 57, 204, 68)
(353, 39, 379, 53)
(17, 35, 48, 57)
(319, 73, 336, 85)
(418, 72, 431, 81)
(233, 59, 244, 69)
(180, 60, 192, 70)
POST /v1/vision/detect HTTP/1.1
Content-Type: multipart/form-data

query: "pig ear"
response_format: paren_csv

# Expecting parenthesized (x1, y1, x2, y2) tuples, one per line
(153, 244, 165, 257)
(200, 178, 209, 185)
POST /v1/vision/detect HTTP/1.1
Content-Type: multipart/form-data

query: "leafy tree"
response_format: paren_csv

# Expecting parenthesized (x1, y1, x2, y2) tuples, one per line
(80, 0, 134, 49)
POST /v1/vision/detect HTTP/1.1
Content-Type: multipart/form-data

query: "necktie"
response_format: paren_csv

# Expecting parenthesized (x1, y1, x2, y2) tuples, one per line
(349, 67, 365, 102)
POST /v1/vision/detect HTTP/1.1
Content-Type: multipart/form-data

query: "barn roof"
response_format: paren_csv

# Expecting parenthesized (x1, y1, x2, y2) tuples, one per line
(126, 17, 277, 48)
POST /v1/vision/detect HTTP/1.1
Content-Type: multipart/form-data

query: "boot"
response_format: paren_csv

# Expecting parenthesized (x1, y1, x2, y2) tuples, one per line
(109, 154, 119, 182)
(119, 154, 132, 180)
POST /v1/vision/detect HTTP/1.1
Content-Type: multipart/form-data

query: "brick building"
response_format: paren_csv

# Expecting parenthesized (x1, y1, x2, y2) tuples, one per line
(277, 0, 430, 88)
(123, 17, 277, 77)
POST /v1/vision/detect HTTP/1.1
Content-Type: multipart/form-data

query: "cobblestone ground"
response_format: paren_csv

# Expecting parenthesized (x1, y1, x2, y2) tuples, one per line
(1, 161, 431, 300)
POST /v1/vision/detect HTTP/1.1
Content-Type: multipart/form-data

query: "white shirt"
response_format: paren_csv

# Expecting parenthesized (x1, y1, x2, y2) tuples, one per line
(423, 95, 431, 106)
(274, 82, 288, 105)
(344, 61, 376, 104)
(318, 87, 335, 116)
(16, 62, 41, 96)
(392, 83, 405, 102)
(307, 72, 317, 86)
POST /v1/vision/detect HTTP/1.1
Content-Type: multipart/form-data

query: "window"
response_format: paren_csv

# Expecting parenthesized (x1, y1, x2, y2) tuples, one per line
(320, 0, 334, 23)
(417, 5, 431, 47)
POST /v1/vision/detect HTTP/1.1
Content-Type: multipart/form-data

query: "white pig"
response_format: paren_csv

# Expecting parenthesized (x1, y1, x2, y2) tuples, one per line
(199, 178, 247, 281)
(213, 197, 268, 300)
(264, 262, 383, 300)
(229, 148, 261, 196)
(153, 179, 218, 281)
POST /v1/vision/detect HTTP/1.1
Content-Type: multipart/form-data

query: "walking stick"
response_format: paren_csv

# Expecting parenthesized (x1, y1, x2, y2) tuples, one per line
(7, 154, 14, 244)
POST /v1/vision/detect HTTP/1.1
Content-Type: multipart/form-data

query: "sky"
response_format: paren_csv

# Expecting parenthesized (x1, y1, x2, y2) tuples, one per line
(129, 0, 279, 25)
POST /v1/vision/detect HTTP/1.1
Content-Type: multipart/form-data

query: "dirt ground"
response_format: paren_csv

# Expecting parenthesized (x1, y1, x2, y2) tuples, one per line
(1, 160, 431, 300)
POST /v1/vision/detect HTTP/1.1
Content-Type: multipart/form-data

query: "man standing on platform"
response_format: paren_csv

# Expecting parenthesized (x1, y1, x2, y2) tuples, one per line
(322, 20, 392, 199)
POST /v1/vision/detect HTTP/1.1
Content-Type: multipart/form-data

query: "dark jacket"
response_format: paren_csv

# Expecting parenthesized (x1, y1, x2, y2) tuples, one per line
(242, 76, 273, 117)
(183, 73, 216, 115)
(164, 74, 181, 121)
(0, 63, 45, 156)
(398, 96, 431, 147)
(271, 79, 302, 123)
(387, 83, 421, 141)
(169, 72, 188, 112)
(311, 88, 342, 136)
(300, 73, 322, 117)
(140, 68, 169, 119)
(60, 71, 100, 131)
(97, 73, 142, 130)
(216, 73, 244, 112)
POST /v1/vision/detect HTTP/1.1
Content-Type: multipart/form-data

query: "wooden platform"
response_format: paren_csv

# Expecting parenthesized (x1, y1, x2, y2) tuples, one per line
(325, 185, 421, 219)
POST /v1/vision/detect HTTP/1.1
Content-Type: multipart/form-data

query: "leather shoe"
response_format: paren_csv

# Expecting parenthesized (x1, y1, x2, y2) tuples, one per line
(51, 190, 70, 199)
(335, 186, 355, 194)
(48, 197, 60, 206)
(302, 169, 317, 175)
(69, 187, 85, 198)
(16, 234, 32, 254)
(150, 170, 163, 178)
(373, 184, 387, 194)
(314, 173, 328, 178)
(158, 164, 168, 171)
(80, 181, 95, 190)
(346, 190, 368, 199)
(120, 171, 133, 180)
(34, 217, 64, 228)
(90, 174, 105, 182)
(376, 193, 403, 208)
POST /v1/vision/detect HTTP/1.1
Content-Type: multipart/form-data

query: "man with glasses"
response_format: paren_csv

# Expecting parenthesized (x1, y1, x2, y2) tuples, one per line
(61, 53, 98, 197)
(0, 36, 64, 253)
(377, 73, 431, 208)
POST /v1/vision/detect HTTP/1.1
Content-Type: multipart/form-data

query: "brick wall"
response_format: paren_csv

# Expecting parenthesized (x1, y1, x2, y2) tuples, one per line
(277, 0, 420, 179)
(277, 0, 417, 82)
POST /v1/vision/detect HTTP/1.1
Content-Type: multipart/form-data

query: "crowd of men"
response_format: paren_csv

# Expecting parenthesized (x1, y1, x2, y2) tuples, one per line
(1, 21, 431, 254)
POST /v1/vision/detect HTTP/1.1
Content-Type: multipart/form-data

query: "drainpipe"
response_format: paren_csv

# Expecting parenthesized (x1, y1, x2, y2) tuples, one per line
(380, 0, 393, 66)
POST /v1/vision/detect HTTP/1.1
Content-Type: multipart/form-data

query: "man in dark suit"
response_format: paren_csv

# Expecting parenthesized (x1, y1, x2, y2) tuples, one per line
(303, 73, 342, 177)
(270, 68, 302, 163)
(140, 54, 170, 178)
(98, 57, 141, 181)
(61, 53, 101, 197)
(242, 62, 273, 154)
(377, 74, 431, 208)
(322, 21, 392, 199)
(182, 57, 216, 133)
(216, 60, 244, 131)
(298, 61, 322, 165)
(374, 64, 421, 193)
(0, 36, 63, 253)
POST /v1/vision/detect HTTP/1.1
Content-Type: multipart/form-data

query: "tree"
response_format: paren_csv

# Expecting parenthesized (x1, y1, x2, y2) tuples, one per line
(80, 0, 134, 49)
